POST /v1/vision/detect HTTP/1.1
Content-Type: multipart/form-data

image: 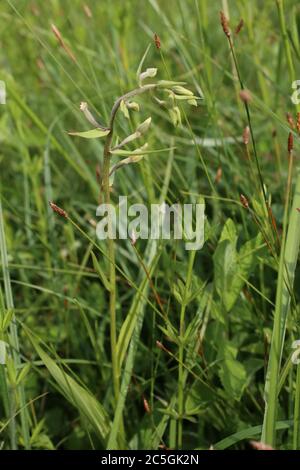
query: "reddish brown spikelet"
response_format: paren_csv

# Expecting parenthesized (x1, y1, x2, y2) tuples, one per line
(286, 112, 295, 129)
(49, 201, 68, 218)
(154, 33, 161, 49)
(235, 19, 244, 35)
(288, 132, 294, 153)
(51, 24, 77, 63)
(243, 126, 250, 145)
(220, 11, 230, 37)
(250, 440, 274, 451)
(143, 397, 151, 414)
(239, 89, 252, 103)
(240, 194, 249, 209)
(96, 164, 101, 183)
(36, 58, 45, 70)
(268, 204, 279, 235)
(83, 4, 92, 18)
(297, 112, 300, 133)
(297, 208, 300, 213)
(156, 340, 169, 353)
(215, 167, 222, 184)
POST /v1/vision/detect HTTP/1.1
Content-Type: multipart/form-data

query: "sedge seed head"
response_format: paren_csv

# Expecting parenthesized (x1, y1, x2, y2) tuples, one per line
(220, 11, 230, 37)
(239, 89, 252, 103)
(49, 202, 68, 218)
(286, 112, 295, 129)
(243, 126, 250, 145)
(240, 194, 249, 209)
(154, 33, 161, 49)
(235, 19, 244, 35)
(288, 132, 294, 153)
(297, 112, 300, 133)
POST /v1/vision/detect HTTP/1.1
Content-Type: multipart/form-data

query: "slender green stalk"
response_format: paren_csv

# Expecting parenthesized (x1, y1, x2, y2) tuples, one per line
(293, 365, 300, 449)
(262, 0, 300, 446)
(262, 165, 300, 446)
(177, 249, 196, 449)
(102, 138, 119, 403)
(276, 0, 295, 84)
(101, 84, 157, 405)
(0, 199, 30, 449)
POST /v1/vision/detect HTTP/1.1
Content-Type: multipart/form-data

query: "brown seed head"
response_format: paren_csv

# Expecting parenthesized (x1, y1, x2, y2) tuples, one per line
(239, 89, 252, 103)
(297, 112, 300, 133)
(83, 4, 92, 18)
(154, 33, 161, 49)
(286, 112, 295, 129)
(51, 24, 77, 63)
(215, 167, 222, 184)
(220, 11, 230, 37)
(235, 19, 244, 35)
(243, 126, 250, 145)
(240, 194, 249, 209)
(143, 397, 151, 414)
(49, 201, 68, 218)
(288, 132, 294, 153)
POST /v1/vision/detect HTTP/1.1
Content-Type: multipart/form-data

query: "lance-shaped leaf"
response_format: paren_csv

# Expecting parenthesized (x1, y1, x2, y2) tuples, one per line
(110, 144, 175, 157)
(68, 128, 110, 139)
(27, 332, 112, 445)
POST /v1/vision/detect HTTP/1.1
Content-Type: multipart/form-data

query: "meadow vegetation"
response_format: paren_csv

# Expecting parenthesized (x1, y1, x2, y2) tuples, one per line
(0, 0, 300, 450)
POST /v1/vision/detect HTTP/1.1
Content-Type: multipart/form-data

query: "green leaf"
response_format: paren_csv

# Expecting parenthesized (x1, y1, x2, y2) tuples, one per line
(212, 421, 291, 450)
(16, 363, 31, 385)
(218, 343, 247, 401)
(214, 219, 262, 311)
(68, 128, 110, 139)
(28, 333, 111, 445)
(91, 251, 111, 291)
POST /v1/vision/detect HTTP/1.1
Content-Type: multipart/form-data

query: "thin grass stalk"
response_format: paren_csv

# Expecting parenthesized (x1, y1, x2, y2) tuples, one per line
(177, 249, 196, 449)
(262, 164, 300, 445)
(0, 351, 14, 448)
(262, 5, 300, 444)
(276, 0, 296, 86)
(101, 84, 157, 405)
(293, 365, 300, 449)
(0, 199, 30, 449)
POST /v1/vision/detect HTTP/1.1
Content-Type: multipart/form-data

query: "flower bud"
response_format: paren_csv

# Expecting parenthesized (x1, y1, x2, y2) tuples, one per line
(120, 99, 130, 119)
(139, 68, 157, 83)
(172, 85, 194, 96)
(168, 107, 181, 127)
(136, 117, 152, 135)
(126, 101, 140, 111)
(187, 99, 197, 107)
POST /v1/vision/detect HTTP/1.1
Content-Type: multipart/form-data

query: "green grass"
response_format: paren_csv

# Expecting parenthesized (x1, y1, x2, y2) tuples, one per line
(0, 0, 300, 450)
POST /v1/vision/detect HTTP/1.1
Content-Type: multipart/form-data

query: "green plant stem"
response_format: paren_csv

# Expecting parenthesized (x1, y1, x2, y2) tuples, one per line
(0, 199, 30, 449)
(276, 0, 295, 83)
(262, 161, 300, 446)
(177, 249, 196, 449)
(227, 36, 267, 207)
(102, 139, 119, 403)
(276, 0, 300, 113)
(101, 83, 158, 405)
(293, 365, 300, 449)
